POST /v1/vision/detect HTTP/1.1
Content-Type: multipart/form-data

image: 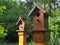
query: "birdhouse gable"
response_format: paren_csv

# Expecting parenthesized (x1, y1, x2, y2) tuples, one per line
(16, 17, 26, 25)
(28, 3, 46, 17)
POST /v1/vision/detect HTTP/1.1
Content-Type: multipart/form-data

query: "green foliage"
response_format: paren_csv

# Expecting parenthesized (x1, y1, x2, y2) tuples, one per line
(0, 5, 6, 15)
(0, 26, 7, 38)
(0, 1, 7, 38)
(0, 43, 18, 45)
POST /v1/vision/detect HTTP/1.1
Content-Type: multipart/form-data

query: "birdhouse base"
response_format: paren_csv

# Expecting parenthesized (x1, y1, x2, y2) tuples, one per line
(35, 42, 48, 45)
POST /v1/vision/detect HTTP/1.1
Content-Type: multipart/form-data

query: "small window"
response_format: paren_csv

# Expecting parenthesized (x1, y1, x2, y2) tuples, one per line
(34, 7, 40, 17)
(35, 12, 40, 17)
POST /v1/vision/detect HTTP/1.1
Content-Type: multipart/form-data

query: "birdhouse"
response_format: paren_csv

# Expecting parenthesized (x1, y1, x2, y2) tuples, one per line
(28, 3, 50, 45)
(16, 17, 27, 31)
(28, 4, 49, 31)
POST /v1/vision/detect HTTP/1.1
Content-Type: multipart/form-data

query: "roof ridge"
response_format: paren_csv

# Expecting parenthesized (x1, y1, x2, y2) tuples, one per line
(28, 3, 46, 16)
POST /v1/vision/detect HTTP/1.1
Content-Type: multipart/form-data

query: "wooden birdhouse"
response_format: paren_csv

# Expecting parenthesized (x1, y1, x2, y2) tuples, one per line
(28, 3, 50, 45)
(16, 17, 27, 31)
(28, 4, 49, 31)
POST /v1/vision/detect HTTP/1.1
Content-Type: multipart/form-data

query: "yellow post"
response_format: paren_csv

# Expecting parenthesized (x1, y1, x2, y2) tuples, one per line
(18, 32, 26, 45)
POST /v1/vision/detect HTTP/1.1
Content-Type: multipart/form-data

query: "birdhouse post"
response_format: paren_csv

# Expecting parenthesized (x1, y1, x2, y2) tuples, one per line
(16, 17, 27, 45)
(28, 4, 50, 45)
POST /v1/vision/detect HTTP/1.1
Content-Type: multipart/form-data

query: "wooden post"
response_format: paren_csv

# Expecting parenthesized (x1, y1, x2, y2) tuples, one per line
(32, 31, 49, 45)
(16, 17, 27, 45)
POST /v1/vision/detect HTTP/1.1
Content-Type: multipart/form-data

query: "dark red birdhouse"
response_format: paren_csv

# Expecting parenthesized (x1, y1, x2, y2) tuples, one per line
(28, 4, 49, 31)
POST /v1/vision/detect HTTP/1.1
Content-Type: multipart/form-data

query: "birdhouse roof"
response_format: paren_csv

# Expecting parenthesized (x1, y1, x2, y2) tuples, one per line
(16, 17, 26, 25)
(28, 3, 47, 16)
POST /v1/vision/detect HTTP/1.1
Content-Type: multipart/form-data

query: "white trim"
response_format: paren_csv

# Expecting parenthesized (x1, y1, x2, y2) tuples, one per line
(28, 6, 36, 16)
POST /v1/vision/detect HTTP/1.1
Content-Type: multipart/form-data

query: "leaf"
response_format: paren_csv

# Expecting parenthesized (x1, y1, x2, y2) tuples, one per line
(0, 26, 7, 38)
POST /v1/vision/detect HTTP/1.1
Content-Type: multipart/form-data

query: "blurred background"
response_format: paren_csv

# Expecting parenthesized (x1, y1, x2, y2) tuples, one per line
(0, 0, 60, 45)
